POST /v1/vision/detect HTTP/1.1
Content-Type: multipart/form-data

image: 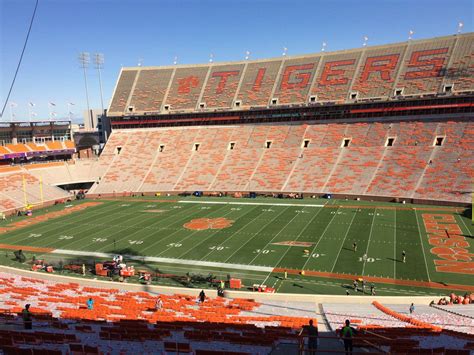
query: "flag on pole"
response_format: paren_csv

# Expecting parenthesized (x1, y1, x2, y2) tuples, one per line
(49, 102, 56, 106)
(29, 102, 35, 107)
(69, 102, 75, 105)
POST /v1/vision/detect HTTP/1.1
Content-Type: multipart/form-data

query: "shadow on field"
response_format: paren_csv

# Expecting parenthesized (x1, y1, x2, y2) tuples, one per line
(387, 257, 401, 263)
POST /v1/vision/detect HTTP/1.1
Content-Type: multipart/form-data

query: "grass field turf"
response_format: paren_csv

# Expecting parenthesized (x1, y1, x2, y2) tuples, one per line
(0, 196, 472, 296)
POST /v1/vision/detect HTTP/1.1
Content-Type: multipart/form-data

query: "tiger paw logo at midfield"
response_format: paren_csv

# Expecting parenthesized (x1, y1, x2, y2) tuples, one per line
(184, 218, 234, 231)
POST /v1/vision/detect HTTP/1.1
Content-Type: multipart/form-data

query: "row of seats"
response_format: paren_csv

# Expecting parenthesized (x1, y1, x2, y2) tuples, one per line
(0, 271, 307, 353)
(89, 120, 473, 203)
(108, 34, 474, 114)
(0, 141, 75, 159)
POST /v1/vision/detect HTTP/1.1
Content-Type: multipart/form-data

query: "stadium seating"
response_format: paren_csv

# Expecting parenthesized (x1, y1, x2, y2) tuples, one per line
(109, 34, 474, 114)
(0, 172, 71, 212)
(87, 119, 473, 203)
(0, 271, 308, 354)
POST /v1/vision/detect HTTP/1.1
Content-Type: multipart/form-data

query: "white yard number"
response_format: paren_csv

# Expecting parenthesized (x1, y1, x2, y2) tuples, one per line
(172, 206, 182, 209)
(303, 253, 322, 258)
(295, 210, 308, 213)
(59, 235, 73, 240)
(359, 257, 375, 263)
(253, 249, 272, 254)
(92, 238, 107, 243)
(27, 233, 42, 238)
(209, 246, 228, 251)
(128, 240, 143, 245)
(262, 209, 274, 212)
(167, 243, 182, 248)
(231, 208, 241, 211)
(200, 207, 211, 210)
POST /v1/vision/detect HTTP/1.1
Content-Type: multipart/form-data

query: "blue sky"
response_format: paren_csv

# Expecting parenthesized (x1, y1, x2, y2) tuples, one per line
(1, 0, 472, 121)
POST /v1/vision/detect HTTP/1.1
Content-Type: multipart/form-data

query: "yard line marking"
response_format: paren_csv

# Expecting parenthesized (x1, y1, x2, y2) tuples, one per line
(62, 201, 199, 252)
(176, 206, 260, 259)
(178, 200, 325, 208)
(260, 206, 325, 285)
(414, 210, 431, 282)
(139, 204, 231, 254)
(196, 206, 266, 261)
(222, 207, 291, 263)
(301, 206, 341, 271)
(394, 208, 397, 279)
(2, 201, 138, 248)
(330, 210, 358, 273)
(153, 207, 236, 257)
(456, 212, 473, 237)
(52, 248, 273, 272)
(246, 207, 309, 267)
(361, 208, 377, 276)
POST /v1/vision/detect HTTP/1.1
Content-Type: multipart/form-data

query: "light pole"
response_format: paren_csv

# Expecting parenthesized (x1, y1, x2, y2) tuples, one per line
(67, 102, 75, 121)
(94, 53, 105, 114)
(457, 22, 464, 34)
(79, 52, 92, 127)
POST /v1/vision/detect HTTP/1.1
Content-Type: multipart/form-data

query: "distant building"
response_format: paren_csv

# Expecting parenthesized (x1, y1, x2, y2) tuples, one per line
(82, 109, 111, 144)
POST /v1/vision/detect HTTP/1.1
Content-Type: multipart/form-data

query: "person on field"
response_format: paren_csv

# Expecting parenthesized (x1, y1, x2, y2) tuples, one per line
(22, 304, 32, 330)
(302, 319, 318, 354)
(370, 284, 375, 296)
(352, 242, 357, 252)
(402, 250, 406, 263)
(340, 319, 357, 354)
(409, 303, 415, 314)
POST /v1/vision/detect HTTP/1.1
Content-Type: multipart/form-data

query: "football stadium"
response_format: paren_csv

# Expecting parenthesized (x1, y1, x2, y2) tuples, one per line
(0, 1, 473, 353)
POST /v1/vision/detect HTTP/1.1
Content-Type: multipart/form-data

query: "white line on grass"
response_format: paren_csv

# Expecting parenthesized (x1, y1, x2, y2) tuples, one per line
(221, 207, 292, 263)
(246, 207, 309, 267)
(330, 210, 358, 273)
(361, 208, 377, 276)
(62, 201, 200, 252)
(52, 248, 273, 272)
(140, 205, 233, 256)
(457, 211, 473, 237)
(0, 201, 119, 243)
(414, 209, 432, 282)
(260, 206, 325, 285)
(300, 206, 341, 271)
(394, 208, 397, 279)
(195, 206, 268, 261)
(178, 200, 325, 208)
(175, 206, 260, 259)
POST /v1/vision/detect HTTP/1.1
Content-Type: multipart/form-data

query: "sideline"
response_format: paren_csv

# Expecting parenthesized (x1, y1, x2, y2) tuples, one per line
(273, 268, 474, 292)
(178, 200, 325, 207)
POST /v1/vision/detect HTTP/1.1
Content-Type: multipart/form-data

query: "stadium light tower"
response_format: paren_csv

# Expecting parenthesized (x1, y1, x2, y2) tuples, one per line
(321, 42, 327, 52)
(282, 47, 288, 56)
(457, 21, 464, 34)
(209, 53, 214, 63)
(245, 51, 250, 60)
(408, 30, 414, 41)
(363, 36, 369, 47)
(173, 56, 178, 65)
(78, 52, 91, 123)
(94, 53, 105, 113)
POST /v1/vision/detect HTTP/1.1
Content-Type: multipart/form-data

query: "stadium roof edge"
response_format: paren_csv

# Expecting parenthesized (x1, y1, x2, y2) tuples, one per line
(120, 32, 474, 71)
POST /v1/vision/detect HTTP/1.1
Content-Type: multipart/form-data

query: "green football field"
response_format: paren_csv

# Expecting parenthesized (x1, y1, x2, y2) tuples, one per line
(0, 197, 472, 296)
